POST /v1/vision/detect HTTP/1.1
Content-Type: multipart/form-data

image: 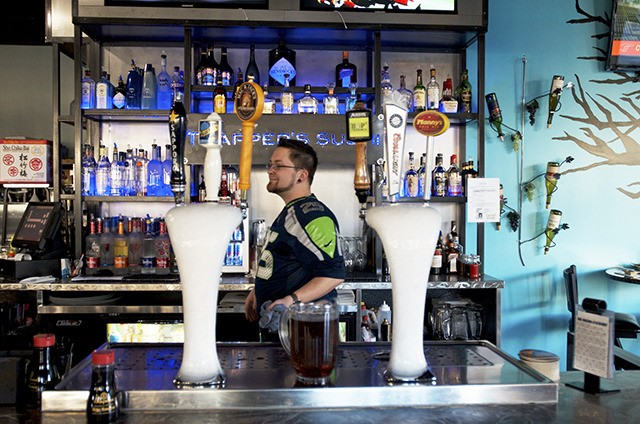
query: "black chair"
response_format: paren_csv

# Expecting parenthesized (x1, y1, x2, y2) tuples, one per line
(563, 264, 640, 370)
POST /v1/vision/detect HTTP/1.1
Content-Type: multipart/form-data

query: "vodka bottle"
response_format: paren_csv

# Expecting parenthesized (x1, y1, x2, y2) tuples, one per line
(298, 84, 318, 114)
(113, 218, 129, 275)
(170, 66, 184, 98)
(335, 50, 357, 89)
(346, 82, 358, 111)
(157, 53, 173, 109)
(135, 148, 149, 196)
(219, 47, 234, 85)
(403, 151, 419, 197)
(431, 153, 446, 197)
(262, 83, 276, 114)
(125, 146, 136, 196)
(281, 73, 294, 114)
(162, 144, 172, 196)
(96, 71, 112, 109)
(85, 218, 101, 275)
(426, 67, 440, 110)
(109, 143, 121, 196)
(381, 64, 394, 103)
(125, 60, 142, 109)
(96, 144, 112, 196)
(446, 154, 462, 197)
(323, 82, 339, 114)
(147, 143, 163, 196)
(455, 69, 472, 113)
(246, 44, 261, 85)
(412, 69, 426, 112)
(81, 144, 97, 196)
(269, 39, 296, 86)
(113, 75, 126, 109)
(99, 217, 114, 269)
(81, 70, 95, 109)
(154, 219, 171, 275)
(141, 218, 156, 274)
(127, 217, 144, 274)
(396, 74, 413, 111)
(141, 63, 157, 110)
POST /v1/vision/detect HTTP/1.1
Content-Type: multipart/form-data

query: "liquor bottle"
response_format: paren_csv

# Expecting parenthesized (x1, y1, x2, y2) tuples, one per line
(417, 152, 426, 197)
(85, 218, 101, 275)
(141, 218, 156, 274)
(218, 47, 234, 85)
(194, 48, 208, 85)
(125, 146, 136, 196)
(412, 68, 426, 112)
(381, 64, 394, 103)
(298, 84, 318, 114)
(157, 53, 173, 110)
(403, 151, 419, 197)
(23, 334, 60, 412)
(113, 218, 129, 275)
(99, 217, 114, 270)
(203, 45, 218, 86)
(135, 148, 149, 196)
(162, 143, 172, 196)
(335, 50, 357, 89)
(154, 219, 171, 275)
(147, 144, 163, 196)
(127, 217, 144, 274)
(170, 66, 184, 98)
(113, 75, 126, 109)
(396, 74, 413, 111)
(446, 154, 462, 197)
(213, 73, 227, 114)
(545, 161, 560, 209)
(246, 44, 261, 85)
(125, 60, 142, 109)
(346, 82, 358, 111)
(547, 75, 564, 128)
(323, 82, 339, 114)
(141, 63, 157, 110)
(462, 158, 478, 196)
(426, 67, 440, 110)
(485, 93, 505, 141)
(226, 164, 239, 205)
(87, 350, 120, 423)
(81, 144, 97, 196)
(198, 175, 206, 202)
(544, 209, 562, 255)
(439, 76, 458, 113)
(431, 231, 444, 276)
(455, 69, 472, 113)
(360, 302, 375, 342)
(96, 71, 112, 109)
(218, 168, 231, 204)
(281, 73, 294, 114)
(446, 234, 462, 274)
(81, 70, 96, 109)
(431, 153, 447, 197)
(109, 143, 120, 196)
(269, 39, 296, 86)
(96, 144, 111, 196)
(262, 83, 276, 114)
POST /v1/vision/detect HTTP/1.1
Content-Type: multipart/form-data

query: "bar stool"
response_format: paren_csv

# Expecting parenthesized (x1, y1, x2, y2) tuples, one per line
(563, 264, 640, 370)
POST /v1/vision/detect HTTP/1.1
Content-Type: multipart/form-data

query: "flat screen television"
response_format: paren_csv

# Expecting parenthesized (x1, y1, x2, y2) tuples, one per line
(301, 0, 456, 12)
(105, 0, 268, 8)
(606, 0, 640, 71)
(12, 202, 63, 252)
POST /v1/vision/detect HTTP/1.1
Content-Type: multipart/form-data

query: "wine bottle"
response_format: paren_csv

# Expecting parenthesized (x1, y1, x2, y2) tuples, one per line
(485, 93, 505, 141)
(218, 47, 234, 86)
(412, 69, 426, 112)
(246, 44, 261, 85)
(426, 67, 440, 110)
(335, 50, 357, 89)
(547, 75, 564, 128)
(544, 209, 562, 255)
(455, 69, 472, 113)
(431, 231, 444, 275)
(269, 39, 296, 86)
(545, 161, 560, 209)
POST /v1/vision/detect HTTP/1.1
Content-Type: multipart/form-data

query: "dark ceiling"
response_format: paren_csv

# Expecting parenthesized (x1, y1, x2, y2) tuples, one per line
(1, 0, 46, 45)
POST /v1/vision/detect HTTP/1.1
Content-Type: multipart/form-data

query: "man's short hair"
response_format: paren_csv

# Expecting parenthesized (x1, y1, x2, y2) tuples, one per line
(277, 137, 318, 184)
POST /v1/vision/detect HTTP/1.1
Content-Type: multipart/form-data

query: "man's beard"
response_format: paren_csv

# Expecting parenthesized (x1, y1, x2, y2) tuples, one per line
(267, 177, 295, 194)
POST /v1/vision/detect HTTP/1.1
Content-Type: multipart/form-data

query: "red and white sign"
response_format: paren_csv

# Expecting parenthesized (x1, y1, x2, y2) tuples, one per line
(0, 139, 52, 184)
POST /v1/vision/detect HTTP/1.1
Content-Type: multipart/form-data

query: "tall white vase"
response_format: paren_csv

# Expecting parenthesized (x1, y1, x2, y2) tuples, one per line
(166, 203, 242, 387)
(366, 203, 441, 381)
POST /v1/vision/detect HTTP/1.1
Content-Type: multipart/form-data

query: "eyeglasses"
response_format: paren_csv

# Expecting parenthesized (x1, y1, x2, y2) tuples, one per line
(266, 162, 301, 171)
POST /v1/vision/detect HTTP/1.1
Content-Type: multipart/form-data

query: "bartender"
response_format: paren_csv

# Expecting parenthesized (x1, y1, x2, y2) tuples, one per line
(244, 138, 346, 323)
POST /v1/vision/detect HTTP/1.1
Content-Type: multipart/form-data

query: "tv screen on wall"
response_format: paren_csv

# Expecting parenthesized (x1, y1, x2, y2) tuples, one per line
(607, 0, 640, 71)
(300, 0, 456, 12)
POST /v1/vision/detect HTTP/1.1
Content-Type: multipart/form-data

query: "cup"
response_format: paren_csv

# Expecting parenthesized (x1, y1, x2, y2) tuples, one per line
(279, 300, 339, 385)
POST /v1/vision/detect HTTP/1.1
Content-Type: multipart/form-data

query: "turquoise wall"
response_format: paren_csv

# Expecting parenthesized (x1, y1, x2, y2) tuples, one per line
(486, 0, 640, 369)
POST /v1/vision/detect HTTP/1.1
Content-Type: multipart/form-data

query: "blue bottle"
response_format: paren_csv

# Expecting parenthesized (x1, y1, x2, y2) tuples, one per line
(81, 144, 97, 196)
(125, 60, 142, 110)
(95, 144, 112, 196)
(170, 66, 185, 100)
(157, 53, 173, 110)
(147, 144, 163, 196)
(81, 70, 95, 109)
(141, 63, 157, 110)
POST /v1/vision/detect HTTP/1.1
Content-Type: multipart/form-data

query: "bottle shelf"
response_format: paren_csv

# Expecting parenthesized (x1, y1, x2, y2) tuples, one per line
(396, 196, 466, 204)
(83, 196, 175, 203)
(81, 109, 171, 122)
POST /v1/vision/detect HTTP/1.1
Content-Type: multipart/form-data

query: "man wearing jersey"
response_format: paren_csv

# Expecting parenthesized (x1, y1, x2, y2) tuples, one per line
(244, 138, 346, 322)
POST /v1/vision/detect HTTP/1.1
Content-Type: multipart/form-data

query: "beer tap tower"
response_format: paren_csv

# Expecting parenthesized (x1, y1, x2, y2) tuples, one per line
(165, 83, 262, 388)
(365, 93, 443, 383)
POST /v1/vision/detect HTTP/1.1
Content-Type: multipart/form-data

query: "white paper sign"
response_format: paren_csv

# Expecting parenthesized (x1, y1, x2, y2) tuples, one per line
(573, 307, 614, 379)
(467, 178, 500, 223)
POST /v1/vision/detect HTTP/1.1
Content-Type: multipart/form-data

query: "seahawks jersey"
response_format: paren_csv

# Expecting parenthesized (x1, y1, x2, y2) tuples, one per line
(254, 194, 346, 309)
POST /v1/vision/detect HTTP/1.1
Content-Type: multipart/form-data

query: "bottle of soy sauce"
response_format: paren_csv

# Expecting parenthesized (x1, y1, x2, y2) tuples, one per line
(24, 334, 61, 408)
(87, 349, 119, 423)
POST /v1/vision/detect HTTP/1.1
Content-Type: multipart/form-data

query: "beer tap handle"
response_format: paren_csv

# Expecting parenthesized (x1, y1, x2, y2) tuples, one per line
(169, 92, 187, 206)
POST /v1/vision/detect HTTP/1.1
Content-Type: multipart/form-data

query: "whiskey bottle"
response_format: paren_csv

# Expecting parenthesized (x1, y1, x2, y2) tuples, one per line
(298, 84, 318, 114)
(426, 67, 440, 110)
(262, 83, 276, 114)
(485, 93, 505, 141)
(446, 154, 462, 197)
(412, 69, 426, 112)
(323, 82, 339, 114)
(403, 151, 419, 197)
(335, 50, 357, 89)
(455, 69, 472, 113)
(269, 39, 296, 86)
(281, 73, 294, 114)
(81, 70, 95, 109)
(218, 47, 234, 85)
(431, 153, 447, 197)
(439, 76, 458, 113)
(213, 73, 227, 114)
(396, 74, 413, 111)
(246, 44, 261, 85)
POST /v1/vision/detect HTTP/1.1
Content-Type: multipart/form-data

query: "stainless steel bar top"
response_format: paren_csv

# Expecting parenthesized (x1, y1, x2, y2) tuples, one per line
(42, 340, 556, 414)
